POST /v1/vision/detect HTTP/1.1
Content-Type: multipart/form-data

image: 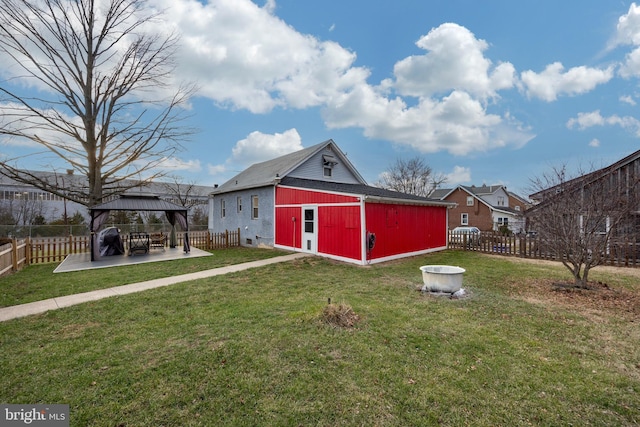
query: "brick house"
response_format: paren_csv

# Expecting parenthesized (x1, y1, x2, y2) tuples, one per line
(430, 185, 526, 233)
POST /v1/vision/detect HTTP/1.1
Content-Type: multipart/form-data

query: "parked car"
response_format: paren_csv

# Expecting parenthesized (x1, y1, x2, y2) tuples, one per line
(451, 226, 481, 246)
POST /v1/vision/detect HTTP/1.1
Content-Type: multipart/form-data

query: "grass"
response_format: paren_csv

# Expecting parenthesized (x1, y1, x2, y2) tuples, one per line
(0, 246, 288, 307)
(1, 249, 639, 426)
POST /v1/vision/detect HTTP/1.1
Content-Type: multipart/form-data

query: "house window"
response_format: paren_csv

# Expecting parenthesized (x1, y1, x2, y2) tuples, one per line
(323, 154, 337, 178)
(237, 197, 242, 213)
(252, 196, 259, 219)
(221, 200, 226, 218)
(497, 196, 505, 206)
(498, 217, 508, 227)
(515, 206, 521, 211)
(461, 213, 468, 225)
(466, 196, 474, 206)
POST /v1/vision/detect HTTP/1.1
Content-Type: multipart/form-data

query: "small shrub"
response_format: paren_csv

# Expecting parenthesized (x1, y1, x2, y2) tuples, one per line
(321, 302, 360, 328)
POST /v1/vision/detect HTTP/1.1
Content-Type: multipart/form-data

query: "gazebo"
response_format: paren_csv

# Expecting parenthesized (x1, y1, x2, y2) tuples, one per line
(89, 193, 190, 261)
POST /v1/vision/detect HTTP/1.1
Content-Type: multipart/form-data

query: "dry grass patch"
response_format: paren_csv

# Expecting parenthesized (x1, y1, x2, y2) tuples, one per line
(320, 302, 361, 328)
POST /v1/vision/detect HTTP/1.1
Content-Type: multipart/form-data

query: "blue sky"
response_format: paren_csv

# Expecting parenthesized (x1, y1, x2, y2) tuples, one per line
(2, 0, 640, 197)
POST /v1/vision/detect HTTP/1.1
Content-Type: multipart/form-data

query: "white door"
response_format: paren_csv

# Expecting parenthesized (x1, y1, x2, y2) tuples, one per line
(302, 206, 317, 254)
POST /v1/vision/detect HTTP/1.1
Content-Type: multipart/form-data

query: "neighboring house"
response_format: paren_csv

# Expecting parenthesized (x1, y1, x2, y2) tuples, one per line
(209, 140, 454, 265)
(0, 169, 212, 225)
(528, 148, 640, 240)
(430, 185, 526, 233)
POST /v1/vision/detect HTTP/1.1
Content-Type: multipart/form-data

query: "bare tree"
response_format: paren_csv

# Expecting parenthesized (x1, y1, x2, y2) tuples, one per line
(161, 176, 206, 209)
(527, 163, 639, 288)
(376, 157, 447, 197)
(0, 0, 195, 207)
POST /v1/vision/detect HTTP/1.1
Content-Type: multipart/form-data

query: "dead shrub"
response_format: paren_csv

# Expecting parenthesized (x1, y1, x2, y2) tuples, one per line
(321, 302, 360, 328)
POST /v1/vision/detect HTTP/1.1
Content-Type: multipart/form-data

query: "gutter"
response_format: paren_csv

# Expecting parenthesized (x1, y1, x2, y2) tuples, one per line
(363, 195, 456, 208)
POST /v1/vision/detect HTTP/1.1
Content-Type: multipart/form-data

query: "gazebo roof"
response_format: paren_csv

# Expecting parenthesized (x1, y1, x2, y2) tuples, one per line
(90, 193, 187, 213)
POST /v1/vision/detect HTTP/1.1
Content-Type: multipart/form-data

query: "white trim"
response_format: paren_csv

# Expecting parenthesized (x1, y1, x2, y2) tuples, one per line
(365, 246, 448, 265)
(276, 202, 360, 208)
(277, 184, 363, 201)
(360, 195, 367, 263)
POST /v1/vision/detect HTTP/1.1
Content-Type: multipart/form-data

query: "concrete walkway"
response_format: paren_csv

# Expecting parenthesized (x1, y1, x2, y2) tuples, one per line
(0, 253, 309, 322)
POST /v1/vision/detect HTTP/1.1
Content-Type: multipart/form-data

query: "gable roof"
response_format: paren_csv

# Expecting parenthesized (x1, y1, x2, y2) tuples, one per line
(463, 185, 504, 196)
(213, 140, 366, 195)
(430, 184, 520, 215)
(529, 148, 640, 201)
(89, 193, 187, 212)
(279, 177, 454, 207)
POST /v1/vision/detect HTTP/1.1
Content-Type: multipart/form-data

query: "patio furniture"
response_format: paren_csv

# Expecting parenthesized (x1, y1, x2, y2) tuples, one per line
(149, 232, 167, 251)
(129, 232, 149, 255)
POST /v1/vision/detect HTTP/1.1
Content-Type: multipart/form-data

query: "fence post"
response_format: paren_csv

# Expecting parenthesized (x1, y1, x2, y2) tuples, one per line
(225, 229, 229, 248)
(26, 237, 31, 266)
(237, 227, 240, 247)
(11, 238, 18, 272)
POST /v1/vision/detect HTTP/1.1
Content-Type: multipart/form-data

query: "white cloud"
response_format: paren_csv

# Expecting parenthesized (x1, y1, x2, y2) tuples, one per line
(230, 128, 303, 167)
(619, 47, 640, 78)
(393, 23, 516, 100)
(158, 157, 202, 171)
(324, 84, 533, 156)
(207, 163, 227, 175)
(205, 128, 304, 178)
(521, 62, 614, 101)
(445, 166, 472, 185)
(606, 3, 640, 77)
(588, 138, 600, 147)
(620, 95, 637, 105)
(322, 22, 533, 156)
(566, 110, 606, 128)
(611, 2, 640, 48)
(155, 0, 367, 113)
(567, 110, 640, 137)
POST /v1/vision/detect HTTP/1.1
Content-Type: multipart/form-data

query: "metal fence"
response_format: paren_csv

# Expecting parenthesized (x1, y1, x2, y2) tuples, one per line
(448, 231, 640, 267)
(0, 228, 241, 276)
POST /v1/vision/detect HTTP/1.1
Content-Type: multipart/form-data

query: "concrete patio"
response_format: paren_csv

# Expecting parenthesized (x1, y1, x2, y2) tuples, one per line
(53, 247, 213, 273)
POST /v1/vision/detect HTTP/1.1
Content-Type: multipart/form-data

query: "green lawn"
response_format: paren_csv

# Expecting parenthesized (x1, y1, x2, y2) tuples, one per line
(0, 246, 289, 307)
(1, 250, 639, 426)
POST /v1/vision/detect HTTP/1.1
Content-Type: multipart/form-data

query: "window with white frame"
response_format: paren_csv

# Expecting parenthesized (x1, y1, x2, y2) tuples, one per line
(461, 213, 469, 225)
(497, 196, 505, 206)
(322, 154, 337, 178)
(498, 217, 508, 227)
(237, 196, 242, 213)
(252, 196, 259, 219)
(221, 200, 226, 218)
(466, 196, 474, 206)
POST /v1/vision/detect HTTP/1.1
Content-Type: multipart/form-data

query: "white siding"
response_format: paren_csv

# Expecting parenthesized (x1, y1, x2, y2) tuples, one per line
(287, 146, 361, 184)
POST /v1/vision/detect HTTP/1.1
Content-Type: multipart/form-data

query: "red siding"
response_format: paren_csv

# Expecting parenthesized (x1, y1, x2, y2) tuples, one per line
(275, 206, 301, 249)
(276, 187, 359, 205)
(318, 205, 361, 260)
(275, 187, 448, 263)
(364, 203, 447, 260)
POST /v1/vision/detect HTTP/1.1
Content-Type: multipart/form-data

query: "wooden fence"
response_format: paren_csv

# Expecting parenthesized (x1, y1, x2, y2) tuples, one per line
(0, 229, 241, 276)
(449, 231, 640, 268)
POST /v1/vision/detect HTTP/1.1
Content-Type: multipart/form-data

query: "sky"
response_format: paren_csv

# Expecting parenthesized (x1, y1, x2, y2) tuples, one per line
(2, 0, 640, 198)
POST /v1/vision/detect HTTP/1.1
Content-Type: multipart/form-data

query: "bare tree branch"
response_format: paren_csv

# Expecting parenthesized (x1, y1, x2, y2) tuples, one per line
(375, 157, 447, 197)
(527, 163, 640, 288)
(0, 0, 196, 207)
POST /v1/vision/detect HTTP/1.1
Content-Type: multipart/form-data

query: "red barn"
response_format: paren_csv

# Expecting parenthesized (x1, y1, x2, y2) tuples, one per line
(210, 140, 453, 265)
